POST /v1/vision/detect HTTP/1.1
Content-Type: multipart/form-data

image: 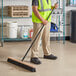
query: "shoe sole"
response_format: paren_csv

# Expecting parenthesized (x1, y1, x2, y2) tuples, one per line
(44, 57, 57, 60)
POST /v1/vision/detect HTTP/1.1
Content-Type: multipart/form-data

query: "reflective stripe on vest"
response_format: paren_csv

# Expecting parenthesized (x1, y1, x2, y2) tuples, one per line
(38, 9, 51, 12)
(39, 0, 51, 12)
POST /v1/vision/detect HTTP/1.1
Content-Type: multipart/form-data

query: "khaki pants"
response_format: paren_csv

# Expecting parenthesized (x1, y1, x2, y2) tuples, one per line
(31, 22, 51, 58)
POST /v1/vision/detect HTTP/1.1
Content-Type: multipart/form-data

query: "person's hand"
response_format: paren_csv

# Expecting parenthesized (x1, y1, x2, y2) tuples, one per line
(54, 3, 58, 9)
(42, 19, 48, 25)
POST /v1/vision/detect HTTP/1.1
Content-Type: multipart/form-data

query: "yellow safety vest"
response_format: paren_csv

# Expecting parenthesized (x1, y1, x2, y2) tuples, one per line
(32, 0, 52, 23)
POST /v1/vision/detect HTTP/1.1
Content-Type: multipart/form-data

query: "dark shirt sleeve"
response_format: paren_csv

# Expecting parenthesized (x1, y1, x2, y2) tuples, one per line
(32, 0, 39, 6)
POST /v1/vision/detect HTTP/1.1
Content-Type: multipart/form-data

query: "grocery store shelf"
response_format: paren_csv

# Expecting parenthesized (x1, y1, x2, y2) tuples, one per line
(4, 38, 31, 42)
(66, 5, 76, 7)
(0, 16, 32, 19)
(50, 31, 62, 33)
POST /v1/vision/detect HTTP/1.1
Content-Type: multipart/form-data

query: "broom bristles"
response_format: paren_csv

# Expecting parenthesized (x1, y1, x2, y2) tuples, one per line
(7, 57, 36, 72)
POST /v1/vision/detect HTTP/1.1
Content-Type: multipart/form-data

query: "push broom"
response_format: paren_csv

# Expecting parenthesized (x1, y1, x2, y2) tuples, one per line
(7, 6, 56, 72)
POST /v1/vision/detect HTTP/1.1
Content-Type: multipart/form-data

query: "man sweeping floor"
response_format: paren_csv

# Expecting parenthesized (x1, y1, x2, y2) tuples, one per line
(30, 0, 58, 64)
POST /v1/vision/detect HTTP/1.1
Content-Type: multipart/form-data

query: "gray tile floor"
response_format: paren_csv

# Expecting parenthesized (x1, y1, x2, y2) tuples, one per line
(0, 41, 76, 76)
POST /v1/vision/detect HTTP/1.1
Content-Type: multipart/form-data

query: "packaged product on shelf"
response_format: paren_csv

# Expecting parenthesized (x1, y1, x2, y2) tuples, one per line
(70, 0, 73, 5)
(74, 0, 76, 5)
(70, 0, 76, 5)
(7, 22, 18, 38)
(60, 0, 63, 8)
(20, 26, 29, 39)
(51, 15, 57, 23)
(28, 27, 33, 38)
